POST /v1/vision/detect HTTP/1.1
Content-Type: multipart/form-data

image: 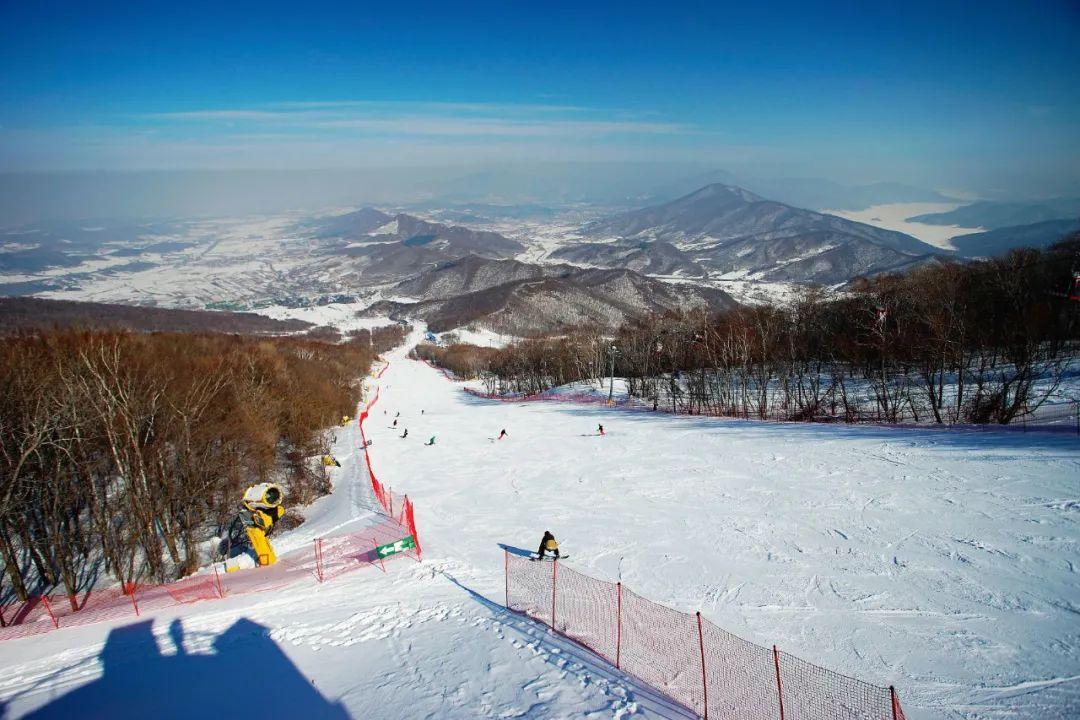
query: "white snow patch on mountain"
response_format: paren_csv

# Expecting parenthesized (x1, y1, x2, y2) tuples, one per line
(825, 203, 984, 250)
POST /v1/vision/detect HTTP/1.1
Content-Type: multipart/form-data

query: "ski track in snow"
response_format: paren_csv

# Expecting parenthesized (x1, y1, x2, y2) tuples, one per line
(0, 332, 1077, 718)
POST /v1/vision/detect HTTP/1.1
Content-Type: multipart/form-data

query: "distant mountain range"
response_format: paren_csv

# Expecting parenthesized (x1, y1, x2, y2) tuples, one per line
(426, 165, 956, 211)
(574, 184, 943, 284)
(308, 211, 525, 284)
(310, 185, 976, 330)
(0, 297, 312, 335)
(909, 199, 1080, 230)
(311, 209, 523, 255)
(9, 181, 1077, 339)
(307, 211, 737, 333)
(949, 218, 1080, 258)
(393, 256, 557, 299)
(550, 239, 707, 277)
(308, 206, 395, 238)
(370, 257, 736, 335)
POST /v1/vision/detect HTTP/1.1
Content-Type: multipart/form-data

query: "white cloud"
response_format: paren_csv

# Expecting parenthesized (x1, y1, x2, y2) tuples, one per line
(141, 101, 690, 138)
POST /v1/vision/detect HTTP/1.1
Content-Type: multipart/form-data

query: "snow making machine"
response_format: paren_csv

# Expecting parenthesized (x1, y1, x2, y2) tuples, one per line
(221, 482, 286, 572)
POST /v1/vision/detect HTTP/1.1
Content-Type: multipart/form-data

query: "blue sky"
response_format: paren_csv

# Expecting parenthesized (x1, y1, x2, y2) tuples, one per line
(1, 1, 1078, 194)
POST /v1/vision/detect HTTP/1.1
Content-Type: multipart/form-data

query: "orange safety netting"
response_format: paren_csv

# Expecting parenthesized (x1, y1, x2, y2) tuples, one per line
(358, 361, 422, 560)
(0, 518, 417, 643)
(505, 553, 905, 720)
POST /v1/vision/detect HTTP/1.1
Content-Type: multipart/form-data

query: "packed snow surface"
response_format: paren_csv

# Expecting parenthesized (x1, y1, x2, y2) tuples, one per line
(1, 335, 1077, 719)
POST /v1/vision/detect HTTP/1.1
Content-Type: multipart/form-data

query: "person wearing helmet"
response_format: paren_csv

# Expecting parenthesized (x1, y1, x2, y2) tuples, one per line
(536, 530, 560, 560)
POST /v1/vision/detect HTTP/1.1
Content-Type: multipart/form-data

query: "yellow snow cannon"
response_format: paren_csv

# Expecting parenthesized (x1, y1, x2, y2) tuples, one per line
(223, 483, 286, 572)
(321, 455, 341, 467)
(242, 482, 285, 511)
(340, 415, 351, 426)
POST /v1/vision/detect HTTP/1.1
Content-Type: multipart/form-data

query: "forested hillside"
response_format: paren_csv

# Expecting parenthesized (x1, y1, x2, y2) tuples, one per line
(0, 324, 407, 605)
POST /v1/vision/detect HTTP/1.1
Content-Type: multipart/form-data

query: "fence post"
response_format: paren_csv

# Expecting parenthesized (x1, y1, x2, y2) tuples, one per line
(314, 538, 324, 583)
(212, 561, 225, 599)
(551, 559, 558, 630)
(890, 686, 899, 720)
(0, 603, 6, 628)
(696, 612, 708, 720)
(126, 583, 140, 617)
(504, 550, 509, 608)
(40, 595, 58, 629)
(773, 645, 785, 720)
(410, 498, 423, 561)
(374, 538, 387, 572)
(405, 495, 422, 563)
(616, 582, 622, 670)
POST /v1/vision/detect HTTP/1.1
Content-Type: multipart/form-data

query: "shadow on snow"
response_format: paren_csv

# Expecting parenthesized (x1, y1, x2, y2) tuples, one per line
(9, 618, 348, 720)
(456, 390, 1079, 454)
(497, 543, 535, 559)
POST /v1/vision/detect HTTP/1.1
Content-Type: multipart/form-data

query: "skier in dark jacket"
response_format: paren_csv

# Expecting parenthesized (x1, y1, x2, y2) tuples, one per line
(498, 429, 508, 440)
(537, 531, 560, 560)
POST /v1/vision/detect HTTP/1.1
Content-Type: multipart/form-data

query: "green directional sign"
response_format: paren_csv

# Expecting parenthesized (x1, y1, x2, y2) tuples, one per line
(376, 536, 416, 558)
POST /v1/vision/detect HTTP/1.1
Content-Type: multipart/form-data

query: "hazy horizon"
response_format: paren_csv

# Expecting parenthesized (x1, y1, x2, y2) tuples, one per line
(0, 161, 1072, 226)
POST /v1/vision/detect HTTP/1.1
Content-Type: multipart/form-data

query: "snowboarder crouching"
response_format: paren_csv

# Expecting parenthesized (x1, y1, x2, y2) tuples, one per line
(537, 531, 560, 560)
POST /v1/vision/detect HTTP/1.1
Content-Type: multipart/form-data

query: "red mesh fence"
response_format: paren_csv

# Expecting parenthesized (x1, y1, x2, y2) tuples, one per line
(0, 359, 423, 644)
(619, 585, 706, 717)
(417, 357, 457, 382)
(699, 617, 782, 719)
(357, 361, 421, 559)
(776, 650, 897, 720)
(0, 520, 416, 643)
(554, 566, 620, 666)
(505, 550, 554, 625)
(504, 553, 904, 720)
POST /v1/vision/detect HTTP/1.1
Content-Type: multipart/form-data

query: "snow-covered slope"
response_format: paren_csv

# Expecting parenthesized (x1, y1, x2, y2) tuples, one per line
(1, 340, 1077, 719)
(360, 350, 1079, 719)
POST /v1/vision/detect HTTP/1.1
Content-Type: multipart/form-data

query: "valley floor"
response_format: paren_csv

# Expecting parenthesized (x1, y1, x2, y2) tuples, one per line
(1, 336, 1077, 719)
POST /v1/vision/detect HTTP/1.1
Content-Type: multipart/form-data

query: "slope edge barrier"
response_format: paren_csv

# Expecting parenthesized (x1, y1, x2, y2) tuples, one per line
(505, 553, 906, 720)
(0, 360, 420, 642)
(358, 360, 422, 560)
